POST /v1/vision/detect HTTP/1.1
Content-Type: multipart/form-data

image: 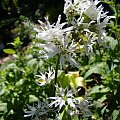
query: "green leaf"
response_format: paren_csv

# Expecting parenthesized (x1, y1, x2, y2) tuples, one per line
(70, 77, 86, 92)
(60, 107, 66, 120)
(112, 110, 119, 120)
(3, 49, 16, 54)
(105, 36, 118, 50)
(101, 105, 107, 115)
(15, 79, 24, 86)
(14, 37, 20, 45)
(57, 71, 67, 88)
(27, 58, 37, 67)
(71, 115, 79, 120)
(90, 85, 110, 94)
(98, 95, 107, 103)
(29, 95, 38, 103)
(0, 101, 7, 111)
(84, 63, 106, 78)
(60, 105, 71, 120)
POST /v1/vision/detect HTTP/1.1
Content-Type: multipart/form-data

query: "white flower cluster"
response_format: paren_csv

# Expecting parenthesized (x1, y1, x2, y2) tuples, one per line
(49, 85, 91, 119)
(34, 0, 115, 68)
(34, 15, 80, 68)
(64, 0, 115, 52)
(24, 86, 91, 119)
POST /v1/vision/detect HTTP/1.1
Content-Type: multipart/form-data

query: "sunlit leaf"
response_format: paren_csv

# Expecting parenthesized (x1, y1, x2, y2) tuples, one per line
(29, 95, 38, 103)
(112, 110, 119, 120)
(14, 37, 20, 45)
(98, 95, 107, 103)
(70, 77, 86, 90)
(60, 105, 71, 120)
(0, 101, 7, 111)
(3, 49, 16, 54)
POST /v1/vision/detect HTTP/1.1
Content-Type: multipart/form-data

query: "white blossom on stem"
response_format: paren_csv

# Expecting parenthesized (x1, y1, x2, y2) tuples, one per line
(34, 15, 80, 68)
(34, 15, 73, 43)
(36, 67, 55, 86)
(49, 85, 92, 117)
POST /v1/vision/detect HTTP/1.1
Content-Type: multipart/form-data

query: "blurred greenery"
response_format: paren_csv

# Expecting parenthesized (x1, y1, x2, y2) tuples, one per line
(0, 0, 64, 57)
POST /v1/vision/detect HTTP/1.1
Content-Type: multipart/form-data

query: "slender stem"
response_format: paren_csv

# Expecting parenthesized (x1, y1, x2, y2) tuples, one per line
(54, 54, 60, 96)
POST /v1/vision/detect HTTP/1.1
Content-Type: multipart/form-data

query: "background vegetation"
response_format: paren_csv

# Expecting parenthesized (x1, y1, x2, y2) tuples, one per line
(0, 0, 120, 120)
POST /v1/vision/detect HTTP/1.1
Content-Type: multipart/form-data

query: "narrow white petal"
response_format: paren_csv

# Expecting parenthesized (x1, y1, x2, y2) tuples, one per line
(56, 15, 61, 26)
(65, 55, 80, 68)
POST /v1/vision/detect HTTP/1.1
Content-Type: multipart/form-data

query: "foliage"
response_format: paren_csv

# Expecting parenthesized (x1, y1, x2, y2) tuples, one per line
(0, 45, 44, 119)
(0, 0, 120, 120)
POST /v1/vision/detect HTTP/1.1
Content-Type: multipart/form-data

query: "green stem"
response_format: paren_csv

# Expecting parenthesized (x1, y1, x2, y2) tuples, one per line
(54, 54, 60, 96)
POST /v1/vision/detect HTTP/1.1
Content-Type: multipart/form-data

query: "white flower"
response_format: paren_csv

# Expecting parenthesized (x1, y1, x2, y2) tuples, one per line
(95, 15, 115, 47)
(64, 0, 100, 19)
(34, 15, 80, 68)
(36, 67, 55, 86)
(49, 85, 92, 118)
(67, 98, 76, 108)
(83, 31, 97, 54)
(49, 85, 77, 111)
(34, 15, 73, 43)
(38, 35, 80, 68)
(64, 0, 74, 15)
(49, 86, 72, 108)
(64, 0, 115, 40)
(79, 0, 107, 21)
(49, 97, 65, 110)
